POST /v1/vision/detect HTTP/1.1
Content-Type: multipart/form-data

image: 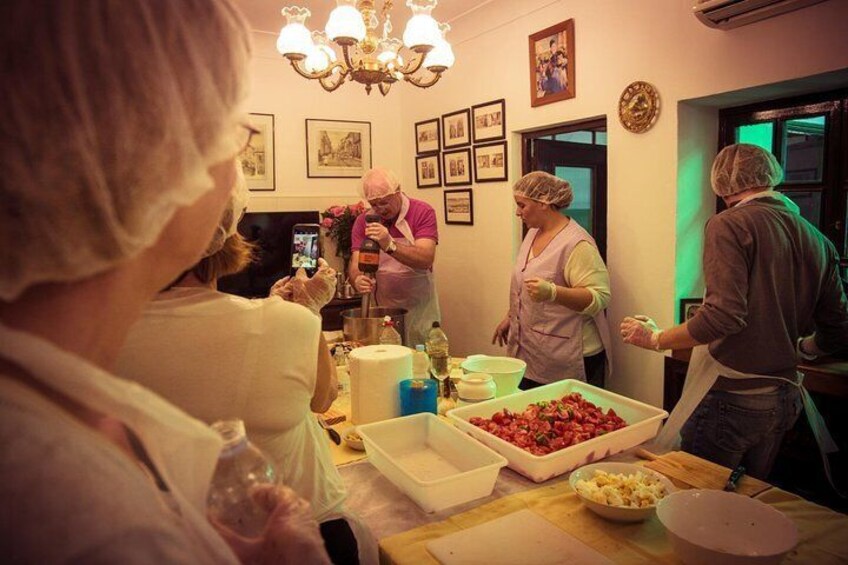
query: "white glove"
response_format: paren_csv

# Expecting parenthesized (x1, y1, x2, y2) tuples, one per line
(621, 315, 663, 351)
(270, 258, 336, 316)
(524, 278, 557, 303)
(212, 484, 331, 565)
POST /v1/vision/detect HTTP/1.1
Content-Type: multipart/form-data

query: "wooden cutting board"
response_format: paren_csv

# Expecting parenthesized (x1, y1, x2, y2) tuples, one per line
(425, 510, 613, 565)
(642, 450, 771, 497)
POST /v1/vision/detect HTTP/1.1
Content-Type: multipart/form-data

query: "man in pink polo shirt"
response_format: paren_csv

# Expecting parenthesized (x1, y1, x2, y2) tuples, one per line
(349, 167, 440, 346)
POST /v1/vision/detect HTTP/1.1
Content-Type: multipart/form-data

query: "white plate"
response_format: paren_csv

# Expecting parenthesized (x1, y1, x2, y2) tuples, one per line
(569, 461, 675, 522)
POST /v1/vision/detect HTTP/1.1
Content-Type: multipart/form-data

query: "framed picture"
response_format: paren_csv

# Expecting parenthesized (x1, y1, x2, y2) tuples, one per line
(442, 109, 471, 149)
(443, 148, 472, 186)
(473, 141, 508, 183)
(415, 154, 441, 188)
(240, 113, 275, 191)
(444, 189, 473, 225)
(679, 298, 703, 323)
(472, 99, 506, 143)
(529, 19, 575, 107)
(305, 119, 372, 178)
(415, 118, 440, 154)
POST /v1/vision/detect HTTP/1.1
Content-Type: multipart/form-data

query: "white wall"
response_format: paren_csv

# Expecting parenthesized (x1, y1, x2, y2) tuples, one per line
(243, 1, 848, 406)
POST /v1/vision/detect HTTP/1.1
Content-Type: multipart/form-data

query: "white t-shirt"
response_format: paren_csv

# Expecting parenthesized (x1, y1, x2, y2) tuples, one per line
(116, 288, 347, 522)
(0, 323, 238, 564)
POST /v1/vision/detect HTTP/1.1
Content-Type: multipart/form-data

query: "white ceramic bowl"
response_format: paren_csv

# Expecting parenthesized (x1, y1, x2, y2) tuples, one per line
(569, 462, 675, 522)
(656, 489, 798, 565)
(343, 427, 365, 451)
(460, 355, 526, 397)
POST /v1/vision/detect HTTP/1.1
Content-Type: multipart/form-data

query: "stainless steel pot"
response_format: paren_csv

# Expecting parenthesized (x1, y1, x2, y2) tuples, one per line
(342, 307, 408, 346)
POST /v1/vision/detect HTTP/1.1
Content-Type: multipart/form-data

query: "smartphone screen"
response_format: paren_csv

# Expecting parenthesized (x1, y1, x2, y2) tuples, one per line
(291, 223, 322, 276)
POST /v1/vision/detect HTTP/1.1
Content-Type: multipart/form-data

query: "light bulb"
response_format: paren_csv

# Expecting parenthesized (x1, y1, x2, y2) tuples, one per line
(277, 7, 313, 59)
(326, 0, 366, 43)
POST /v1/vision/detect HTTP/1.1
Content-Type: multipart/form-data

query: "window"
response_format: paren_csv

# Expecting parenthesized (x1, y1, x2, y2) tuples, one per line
(719, 90, 848, 278)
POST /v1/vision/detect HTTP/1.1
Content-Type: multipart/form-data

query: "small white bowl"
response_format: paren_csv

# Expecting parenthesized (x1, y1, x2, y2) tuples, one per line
(656, 489, 798, 565)
(569, 462, 675, 522)
(343, 427, 365, 451)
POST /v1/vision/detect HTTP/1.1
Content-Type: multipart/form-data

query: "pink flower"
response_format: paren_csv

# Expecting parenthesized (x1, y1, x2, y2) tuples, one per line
(321, 217, 334, 229)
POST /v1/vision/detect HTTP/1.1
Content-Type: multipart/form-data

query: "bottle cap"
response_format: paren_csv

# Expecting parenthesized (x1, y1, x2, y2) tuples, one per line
(432, 321, 440, 328)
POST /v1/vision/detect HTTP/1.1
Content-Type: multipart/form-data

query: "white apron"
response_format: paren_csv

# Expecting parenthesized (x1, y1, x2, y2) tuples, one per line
(374, 194, 440, 347)
(656, 344, 840, 492)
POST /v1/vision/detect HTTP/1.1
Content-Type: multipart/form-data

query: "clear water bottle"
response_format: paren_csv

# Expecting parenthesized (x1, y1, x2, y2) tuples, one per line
(411, 344, 431, 380)
(207, 419, 277, 537)
(379, 315, 403, 345)
(426, 321, 450, 380)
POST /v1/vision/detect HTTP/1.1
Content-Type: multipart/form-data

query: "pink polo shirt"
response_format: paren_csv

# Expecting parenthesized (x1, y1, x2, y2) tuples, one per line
(350, 197, 438, 252)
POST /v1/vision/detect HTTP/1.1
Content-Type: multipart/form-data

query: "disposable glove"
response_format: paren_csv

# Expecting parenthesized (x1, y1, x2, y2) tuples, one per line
(270, 258, 337, 316)
(212, 484, 331, 565)
(524, 278, 557, 303)
(620, 315, 663, 351)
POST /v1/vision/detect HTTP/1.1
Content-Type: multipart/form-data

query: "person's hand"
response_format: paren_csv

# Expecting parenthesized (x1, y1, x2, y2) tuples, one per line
(212, 485, 330, 565)
(620, 315, 663, 351)
(492, 317, 510, 347)
(290, 258, 336, 316)
(353, 274, 375, 294)
(364, 221, 392, 250)
(524, 278, 557, 303)
(269, 277, 293, 301)
(797, 334, 824, 361)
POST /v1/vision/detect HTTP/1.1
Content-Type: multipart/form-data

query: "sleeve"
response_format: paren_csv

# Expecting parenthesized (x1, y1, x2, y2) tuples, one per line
(812, 245, 848, 353)
(411, 203, 438, 243)
(562, 241, 610, 316)
(686, 216, 749, 343)
(350, 213, 367, 254)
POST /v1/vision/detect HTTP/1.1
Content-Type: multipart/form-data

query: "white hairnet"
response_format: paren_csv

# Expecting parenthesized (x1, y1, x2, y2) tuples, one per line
(204, 167, 250, 258)
(360, 168, 401, 200)
(513, 171, 573, 209)
(0, 0, 253, 301)
(711, 144, 784, 197)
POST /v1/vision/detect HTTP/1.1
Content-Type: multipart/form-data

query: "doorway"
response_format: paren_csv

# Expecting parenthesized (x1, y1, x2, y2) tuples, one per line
(521, 118, 608, 258)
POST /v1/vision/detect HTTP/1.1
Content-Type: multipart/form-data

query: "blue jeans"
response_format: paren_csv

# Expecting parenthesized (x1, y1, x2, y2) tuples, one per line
(680, 384, 802, 480)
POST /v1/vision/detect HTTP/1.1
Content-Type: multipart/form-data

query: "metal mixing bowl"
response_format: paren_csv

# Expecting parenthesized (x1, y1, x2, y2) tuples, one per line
(342, 307, 408, 346)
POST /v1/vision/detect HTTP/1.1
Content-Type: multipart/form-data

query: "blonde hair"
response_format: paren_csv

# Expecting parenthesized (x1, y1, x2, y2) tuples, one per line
(192, 233, 256, 284)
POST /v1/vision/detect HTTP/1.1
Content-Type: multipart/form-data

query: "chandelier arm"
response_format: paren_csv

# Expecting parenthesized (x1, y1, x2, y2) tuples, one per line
(288, 58, 345, 81)
(341, 43, 358, 72)
(405, 71, 443, 89)
(319, 71, 348, 93)
(397, 50, 427, 76)
(378, 81, 391, 96)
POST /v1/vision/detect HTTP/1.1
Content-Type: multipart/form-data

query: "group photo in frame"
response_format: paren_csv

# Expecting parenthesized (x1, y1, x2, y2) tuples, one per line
(415, 118, 440, 154)
(679, 298, 703, 323)
(442, 108, 471, 149)
(444, 189, 473, 225)
(472, 99, 506, 143)
(239, 113, 275, 191)
(415, 154, 441, 188)
(473, 141, 508, 183)
(529, 18, 575, 107)
(305, 119, 372, 178)
(443, 148, 472, 186)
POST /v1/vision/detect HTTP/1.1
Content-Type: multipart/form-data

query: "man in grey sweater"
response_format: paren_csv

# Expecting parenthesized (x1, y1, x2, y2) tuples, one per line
(621, 144, 847, 479)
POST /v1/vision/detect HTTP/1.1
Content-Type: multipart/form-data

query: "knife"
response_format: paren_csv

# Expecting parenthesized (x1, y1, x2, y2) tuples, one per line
(724, 464, 746, 492)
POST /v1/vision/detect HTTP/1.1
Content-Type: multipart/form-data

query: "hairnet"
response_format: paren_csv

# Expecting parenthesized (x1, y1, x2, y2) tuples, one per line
(204, 166, 250, 258)
(0, 0, 253, 301)
(360, 168, 401, 200)
(513, 171, 573, 209)
(711, 144, 783, 197)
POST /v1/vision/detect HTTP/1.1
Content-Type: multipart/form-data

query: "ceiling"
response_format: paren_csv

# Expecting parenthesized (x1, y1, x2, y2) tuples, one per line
(236, 0, 492, 35)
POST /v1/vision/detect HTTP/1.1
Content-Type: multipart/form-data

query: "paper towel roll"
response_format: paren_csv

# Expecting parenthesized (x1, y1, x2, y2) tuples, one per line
(348, 344, 412, 425)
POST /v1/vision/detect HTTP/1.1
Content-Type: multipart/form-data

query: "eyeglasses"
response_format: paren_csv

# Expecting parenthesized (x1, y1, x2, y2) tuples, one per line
(368, 191, 399, 209)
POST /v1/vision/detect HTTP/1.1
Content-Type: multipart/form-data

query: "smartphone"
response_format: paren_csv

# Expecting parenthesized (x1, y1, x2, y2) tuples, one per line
(290, 223, 322, 277)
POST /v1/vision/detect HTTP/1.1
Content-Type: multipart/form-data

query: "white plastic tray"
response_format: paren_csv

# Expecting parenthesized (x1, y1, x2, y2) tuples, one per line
(447, 380, 668, 483)
(357, 413, 507, 513)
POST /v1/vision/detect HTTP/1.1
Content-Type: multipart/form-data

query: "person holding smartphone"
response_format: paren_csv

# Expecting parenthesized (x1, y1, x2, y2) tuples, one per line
(348, 167, 440, 346)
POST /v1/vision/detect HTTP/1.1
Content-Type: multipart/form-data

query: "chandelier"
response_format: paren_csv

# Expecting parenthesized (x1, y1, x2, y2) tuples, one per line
(276, 0, 455, 96)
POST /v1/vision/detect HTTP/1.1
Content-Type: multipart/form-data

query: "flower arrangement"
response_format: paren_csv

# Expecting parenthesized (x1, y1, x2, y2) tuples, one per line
(321, 202, 367, 268)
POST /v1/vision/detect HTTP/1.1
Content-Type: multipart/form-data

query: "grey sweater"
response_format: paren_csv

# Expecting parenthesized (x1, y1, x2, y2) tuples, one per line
(687, 196, 848, 378)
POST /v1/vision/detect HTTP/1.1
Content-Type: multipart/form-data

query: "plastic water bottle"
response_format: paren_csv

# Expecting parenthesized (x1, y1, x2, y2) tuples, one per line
(426, 321, 450, 380)
(207, 419, 277, 537)
(379, 315, 403, 345)
(411, 344, 431, 380)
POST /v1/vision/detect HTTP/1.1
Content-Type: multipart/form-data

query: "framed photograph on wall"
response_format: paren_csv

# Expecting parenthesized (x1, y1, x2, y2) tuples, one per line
(442, 109, 471, 149)
(529, 18, 575, 107)
(415, 118, 440, 154)
(415, 154, 441, 188)
(473, 141, 508, 183)
(306, 119, 372, 178)
(679, 298, 703, 323)
(472, 99, 506, 143)
(240, 113, 275, 191)
(444, 189, 473, 225)
(443, 148, 472, 186)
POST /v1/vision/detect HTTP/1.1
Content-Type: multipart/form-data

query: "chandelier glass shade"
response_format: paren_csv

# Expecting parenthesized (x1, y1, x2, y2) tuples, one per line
(276, 0, 454, 95)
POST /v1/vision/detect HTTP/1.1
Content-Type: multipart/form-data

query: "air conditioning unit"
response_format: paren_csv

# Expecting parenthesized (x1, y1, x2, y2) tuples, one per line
(693, 0, 829, 29)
